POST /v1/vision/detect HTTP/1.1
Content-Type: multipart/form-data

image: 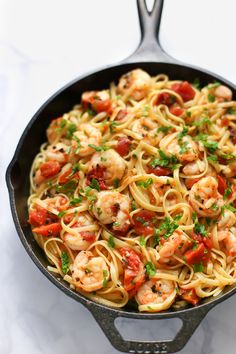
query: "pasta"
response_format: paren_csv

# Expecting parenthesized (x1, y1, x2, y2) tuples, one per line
(28, 69, 236, 312)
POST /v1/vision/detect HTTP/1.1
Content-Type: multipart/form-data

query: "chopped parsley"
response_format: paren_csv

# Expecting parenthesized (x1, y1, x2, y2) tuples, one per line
(131, 201, 137, 211)
(139, 236, 146, 247)
(150, 149, 181, 171)
(192, 117, 212, 126)
(56, 179, 78, 195)
(57, 211, 66, 218)
(207, 81, 220, 89)
(155, 217, 179, 240)
(145, 261, 156, 276)
(221, 204, 236, 214)
(195, 134, 218, 153)
(227, 107, 236, 115)
(108, 235, 115, 248)
(177, 126, 188, 141)
(61, 252, 70, 274)
(208, 94, 215, 102)
(90, 178, 100, 191)
(110, 121, 119, 132)
(113, 178, 120, 188)
(193, 263, 204, 273)
(224, 185, 232, 200)
(137, 178, 153, 189)
(207, 155, 218, 163)
(194, 222, 207, 236)
(192, 78, 201, 90)
(72, 135, 81, 153)
(113, 221, 120, 227)
(88, 144, 109, 152)
(69, 197, 82, 205)
(66, 123, 77, 138)
(157, 126, 172, 133)
(103, 269, 108, 287)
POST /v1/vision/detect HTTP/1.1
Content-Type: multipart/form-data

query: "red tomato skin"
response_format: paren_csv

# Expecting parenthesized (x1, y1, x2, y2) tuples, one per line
(155, 92, 175, 107)
(116, 109, 127, 121)
(80, 231, 96, 242)
(169, 105, 184, 116)
(28, 206, 47, 226)
(92, 99, 112, 114)
(217, 175, 227, 195)
(119, 248, 142, 271)
(115, 137, 131, 157)
(180, 288, 200, 305)
(58, 168, 80, 184)
(184, 243, 207, 265)
(147, 166, 172, 176)
(191, 232, 213, 250)
(185, 178, 201, 189)
(86, 165, 107, 190)
(133, 210, 156, 236)
(171, 81, 195, 102)
(32, 223, 62, 237)
(40, 160, 61, 178)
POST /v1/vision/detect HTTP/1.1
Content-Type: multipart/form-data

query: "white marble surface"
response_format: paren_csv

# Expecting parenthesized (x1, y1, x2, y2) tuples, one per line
(1, 0, 236, 353)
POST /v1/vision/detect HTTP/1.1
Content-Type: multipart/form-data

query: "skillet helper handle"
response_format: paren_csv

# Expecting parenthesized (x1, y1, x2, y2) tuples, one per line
(89, 305, 211, 353)
(126, 0, 173, 63)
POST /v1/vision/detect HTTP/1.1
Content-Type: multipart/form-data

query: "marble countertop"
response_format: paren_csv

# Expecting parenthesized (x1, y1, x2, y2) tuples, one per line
(1, 1, 236, 353)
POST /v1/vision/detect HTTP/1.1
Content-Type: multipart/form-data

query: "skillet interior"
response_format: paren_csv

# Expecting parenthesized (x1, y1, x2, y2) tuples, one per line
(8, 61, 236, 317)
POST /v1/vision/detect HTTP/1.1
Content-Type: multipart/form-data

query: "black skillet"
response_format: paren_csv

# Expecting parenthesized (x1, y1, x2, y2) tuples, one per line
(6, 0, 236, 353)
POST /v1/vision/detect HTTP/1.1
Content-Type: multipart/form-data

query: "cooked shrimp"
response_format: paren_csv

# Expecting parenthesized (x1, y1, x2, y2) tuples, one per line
(93, 191, 131, 232)
(160, 136, 199, 162)
(222, 161, 236, 178)
(72, 251, 109, 292)
(81, 90, 112, 114)
(136, 279, 176, 312)
(218, 210, 236, 229)
(214, 85, 233, 101)
(131, 117, 159, 145)
(183, 160, 206, 176)
(63, 213, 98, 251)
(189, 176, 223, 217)
(218, 230, 236, 256)
(45, 142, 68, 164)
(47, 117, 63, 144)
(118, 69, 151, 101)
(72, 123, 102, 157)
(158, 230, 190, 263)
(88, 149, 126, 185)
(44, 195, 69, 212)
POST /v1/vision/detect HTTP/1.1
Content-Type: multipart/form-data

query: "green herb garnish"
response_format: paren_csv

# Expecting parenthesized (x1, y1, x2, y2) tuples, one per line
(108, 235, 115, 248)
(56, 179, 78, 194)
(139, 236, 146, 247)
(145, 261, 156, 276)
(103, 269, 108, 287)
(193, 263, 204, 273)
(157, 126, 172, 133)
(69, 197, 82, 205)
(137, 178, 153, 188)
(61, 252, 70, 274)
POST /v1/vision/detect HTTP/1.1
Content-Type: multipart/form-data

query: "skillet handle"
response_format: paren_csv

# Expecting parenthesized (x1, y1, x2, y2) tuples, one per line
(89, 304, 212, 353)
(126, 0, 175, 63)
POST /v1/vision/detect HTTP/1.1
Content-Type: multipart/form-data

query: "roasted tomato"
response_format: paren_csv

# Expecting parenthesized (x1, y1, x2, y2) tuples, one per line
(169, 104, 184, 116)
(28, 206, 47, 226)
(119, 248, 145, 295)
(58, 167, 80, 184)
(155, 92, 176, 106)
(40, 160, 61, 178)
(180, 288, 200, 305)
(185, 178, 201, 189)
(184, 243, 209, 265)
(133, 210, 156, 236)
(171, 81, 195, 102)
(115, 136, 131, 157)
(87, 165, 107, 190)
(217, 175, 227, 195)
(147, 166, 172, 176)
(81, 91, 112, 114)
(32, 223, 62, 237)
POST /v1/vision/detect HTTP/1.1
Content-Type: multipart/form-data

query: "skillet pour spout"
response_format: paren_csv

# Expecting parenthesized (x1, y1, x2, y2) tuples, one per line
(6, 0, 236, 353)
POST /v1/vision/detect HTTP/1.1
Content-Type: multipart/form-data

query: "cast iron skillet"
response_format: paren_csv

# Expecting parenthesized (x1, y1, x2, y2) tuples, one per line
(6, 1, 236, 353)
